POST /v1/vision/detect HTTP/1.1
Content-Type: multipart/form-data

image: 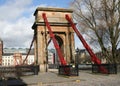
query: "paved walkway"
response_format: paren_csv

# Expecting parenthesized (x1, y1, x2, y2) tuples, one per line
(1, 70, 120, 86)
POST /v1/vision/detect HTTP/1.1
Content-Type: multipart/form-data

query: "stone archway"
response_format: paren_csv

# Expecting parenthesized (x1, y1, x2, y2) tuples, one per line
(55, 35, 64, 54)
(32, 7, 75, 72)
(54, 35, 64, 65)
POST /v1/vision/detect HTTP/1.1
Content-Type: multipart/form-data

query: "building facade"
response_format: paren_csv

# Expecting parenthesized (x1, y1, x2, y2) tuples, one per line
(2, 48, 35, 66)
(2, 48, 54, 66)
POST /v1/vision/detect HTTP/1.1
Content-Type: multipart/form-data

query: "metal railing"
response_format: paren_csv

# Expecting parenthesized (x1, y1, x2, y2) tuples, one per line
(58, 65, 79, 76)
(0, 65, 39, 77)
(92, 64, 117, 74)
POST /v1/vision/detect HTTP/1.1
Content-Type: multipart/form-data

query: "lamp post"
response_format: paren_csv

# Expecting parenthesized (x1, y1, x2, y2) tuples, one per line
(76, 48, 79, 65)
(75, 48, 79, 76)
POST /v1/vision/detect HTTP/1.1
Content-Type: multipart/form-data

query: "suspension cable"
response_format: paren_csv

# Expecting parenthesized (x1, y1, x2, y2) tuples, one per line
(23, 34, 36, 64)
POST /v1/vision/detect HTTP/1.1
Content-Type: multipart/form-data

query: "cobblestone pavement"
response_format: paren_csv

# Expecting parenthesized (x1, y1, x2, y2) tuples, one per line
(1, 70, 120, 86)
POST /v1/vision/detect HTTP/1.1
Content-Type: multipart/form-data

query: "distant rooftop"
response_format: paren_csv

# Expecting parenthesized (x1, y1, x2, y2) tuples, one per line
(3, 48, 34, 54)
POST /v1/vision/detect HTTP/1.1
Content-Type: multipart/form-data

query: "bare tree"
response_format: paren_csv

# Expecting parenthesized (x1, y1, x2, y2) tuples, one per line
(71, 0, 120, 63)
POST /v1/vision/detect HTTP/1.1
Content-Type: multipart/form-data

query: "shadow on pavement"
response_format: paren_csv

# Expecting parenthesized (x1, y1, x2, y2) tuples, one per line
(0, 77, 27, 86)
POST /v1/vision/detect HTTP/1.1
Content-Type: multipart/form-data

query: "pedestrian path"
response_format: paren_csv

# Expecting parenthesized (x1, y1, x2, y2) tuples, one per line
(1, 70, 120, 86)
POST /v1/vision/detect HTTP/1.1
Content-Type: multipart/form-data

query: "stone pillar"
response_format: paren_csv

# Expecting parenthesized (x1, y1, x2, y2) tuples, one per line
(36, 28, 46, 72)
(34, 31, 38, 65)
(65, 32, 71, 64)
(70, 32, 75, 62)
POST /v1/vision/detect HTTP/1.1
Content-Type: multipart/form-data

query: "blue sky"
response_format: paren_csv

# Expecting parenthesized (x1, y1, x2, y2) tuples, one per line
(0, 0, 78, 49)
(0, 0, 85, 50)
(0, 0, 73, 8)
(32, 0, 73, 8)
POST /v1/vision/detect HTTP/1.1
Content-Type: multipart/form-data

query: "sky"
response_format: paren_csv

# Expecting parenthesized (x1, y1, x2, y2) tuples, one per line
(0, 0, 116, 52)
(0, 0, 83, 49)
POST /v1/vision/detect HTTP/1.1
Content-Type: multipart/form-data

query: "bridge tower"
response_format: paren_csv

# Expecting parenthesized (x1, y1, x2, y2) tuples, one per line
(32, 7, 75, 72)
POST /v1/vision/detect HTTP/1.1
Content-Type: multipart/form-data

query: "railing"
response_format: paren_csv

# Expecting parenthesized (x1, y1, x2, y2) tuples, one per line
(48, 64, 59, 69)
(0, 65, 39, 77)
(92, 64, 117, 74)
(117, 64, 120, 73)
(58, 65, 79, 76)
(78, 64, 92, 70)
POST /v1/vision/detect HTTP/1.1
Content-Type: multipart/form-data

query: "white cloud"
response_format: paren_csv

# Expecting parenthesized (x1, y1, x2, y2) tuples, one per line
(0, 0, 71, 48)
(0, 16, 34, 48)
(0, 0, 35, 48)
(0, 0, 33, 21)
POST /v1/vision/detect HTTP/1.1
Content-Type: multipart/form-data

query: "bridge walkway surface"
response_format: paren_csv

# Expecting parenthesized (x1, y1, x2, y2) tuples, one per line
(0, 69, 120, 86)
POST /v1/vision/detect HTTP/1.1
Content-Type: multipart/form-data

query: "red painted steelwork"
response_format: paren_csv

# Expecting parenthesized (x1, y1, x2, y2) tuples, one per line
(65, 14, 101, 64)
(65, 14, 108, 73)
(14, 53, 22, 66)
(42, 13, 67, 65)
